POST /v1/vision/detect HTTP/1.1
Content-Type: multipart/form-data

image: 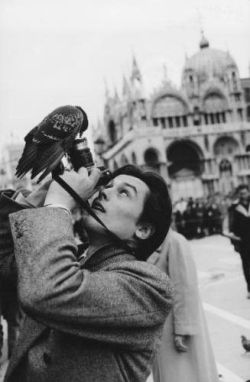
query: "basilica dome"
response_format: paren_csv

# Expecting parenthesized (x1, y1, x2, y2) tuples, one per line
(182, 34, 238, 85)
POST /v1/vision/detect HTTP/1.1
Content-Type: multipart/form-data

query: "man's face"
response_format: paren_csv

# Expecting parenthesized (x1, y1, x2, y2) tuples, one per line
(83, 174, 150, 240)
(239, 188, 249, 204)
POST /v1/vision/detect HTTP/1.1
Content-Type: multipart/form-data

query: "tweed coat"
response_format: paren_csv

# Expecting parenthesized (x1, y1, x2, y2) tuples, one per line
(3, 204, 173, 382)
(149, 230, 219, 382)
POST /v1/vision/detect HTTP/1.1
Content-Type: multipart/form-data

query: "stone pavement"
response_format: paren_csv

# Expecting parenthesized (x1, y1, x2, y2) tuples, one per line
(191, 235, 250, 381)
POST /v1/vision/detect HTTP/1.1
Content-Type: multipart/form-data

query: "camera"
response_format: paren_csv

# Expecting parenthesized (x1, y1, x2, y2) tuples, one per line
(69, 138, 112, 187)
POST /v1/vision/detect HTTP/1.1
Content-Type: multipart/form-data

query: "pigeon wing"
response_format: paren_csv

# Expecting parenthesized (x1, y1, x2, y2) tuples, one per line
(31, 141, 65, 181)
(15, 142, 38, 178)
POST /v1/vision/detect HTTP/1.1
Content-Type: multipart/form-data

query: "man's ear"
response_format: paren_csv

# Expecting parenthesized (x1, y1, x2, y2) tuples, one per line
(135, 223, 155, 240)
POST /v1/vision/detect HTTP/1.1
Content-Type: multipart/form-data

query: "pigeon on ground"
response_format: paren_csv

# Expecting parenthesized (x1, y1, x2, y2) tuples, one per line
(16, 105, 88, 182)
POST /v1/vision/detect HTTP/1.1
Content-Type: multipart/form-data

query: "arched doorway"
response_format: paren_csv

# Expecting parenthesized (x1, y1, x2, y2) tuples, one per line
(144, 148, 160, 172)
(167, 140, 204, 201)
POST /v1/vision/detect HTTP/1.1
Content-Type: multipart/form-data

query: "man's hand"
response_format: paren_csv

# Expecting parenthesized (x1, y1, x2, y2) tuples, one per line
(174, 335, 189, 352)
(44, 167, 101, 211)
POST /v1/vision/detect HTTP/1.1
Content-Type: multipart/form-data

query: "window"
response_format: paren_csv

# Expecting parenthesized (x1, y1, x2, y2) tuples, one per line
(204, 114, 208, 125)
(153, 118, 158, 126)
(168, 117, 173, 128)
(160, 118, 166, 129)
(247, 106, 250, 122)
(182, 116, 188, 127)
(237, 108, 243, 121)
(244, 88, 250, 103)
(176, 116, 180, 127)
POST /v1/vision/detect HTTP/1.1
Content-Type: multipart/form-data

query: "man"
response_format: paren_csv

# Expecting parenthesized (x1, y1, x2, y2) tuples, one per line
(230, 184, 250, 299)
(3, 164, 173, 382)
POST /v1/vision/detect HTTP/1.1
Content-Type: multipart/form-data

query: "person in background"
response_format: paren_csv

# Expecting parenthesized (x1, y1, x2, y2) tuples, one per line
(148, 229, 219, 382)
(230, 184, 250, 299)
(0, 189, 22, 361)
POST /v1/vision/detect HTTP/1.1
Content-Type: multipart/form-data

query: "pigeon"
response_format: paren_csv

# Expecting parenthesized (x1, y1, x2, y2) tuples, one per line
(16, 105, 88, 182)
(241, 335, 250, 353)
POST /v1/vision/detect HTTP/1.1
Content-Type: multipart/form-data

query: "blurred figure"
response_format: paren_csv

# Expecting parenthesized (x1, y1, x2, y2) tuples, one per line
(204, 201, 221, 235)
(230, 184, 250, 299)
(148, 229, 219, 382)
(0, 189, 22, 360)
(194, 199, 205, 238)
(182, 204, 196, 239)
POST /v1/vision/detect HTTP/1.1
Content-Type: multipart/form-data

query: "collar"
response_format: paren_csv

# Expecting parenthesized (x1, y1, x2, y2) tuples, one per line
(79, 242, 135, 271)
(235, 202, 250, 217)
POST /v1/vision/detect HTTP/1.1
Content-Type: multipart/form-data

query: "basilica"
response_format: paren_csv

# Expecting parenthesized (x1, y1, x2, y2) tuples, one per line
(93, 34, 250, 201)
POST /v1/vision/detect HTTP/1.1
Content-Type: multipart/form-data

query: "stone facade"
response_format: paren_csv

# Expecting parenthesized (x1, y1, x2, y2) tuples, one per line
(93, 34, 250, 201)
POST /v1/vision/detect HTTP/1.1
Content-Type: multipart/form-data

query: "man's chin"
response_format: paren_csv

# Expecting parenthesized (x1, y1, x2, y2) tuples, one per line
(82, 212, 106, 232)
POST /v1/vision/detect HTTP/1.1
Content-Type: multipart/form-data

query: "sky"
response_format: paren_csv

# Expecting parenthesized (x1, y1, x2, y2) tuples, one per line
(0, 0, 249, 150)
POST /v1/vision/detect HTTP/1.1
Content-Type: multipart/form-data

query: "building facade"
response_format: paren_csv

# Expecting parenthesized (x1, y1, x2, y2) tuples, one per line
(93, 35, 250, 201)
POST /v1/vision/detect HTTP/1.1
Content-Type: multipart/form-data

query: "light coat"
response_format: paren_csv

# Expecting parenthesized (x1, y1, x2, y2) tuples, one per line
(150, 230, 219, 382)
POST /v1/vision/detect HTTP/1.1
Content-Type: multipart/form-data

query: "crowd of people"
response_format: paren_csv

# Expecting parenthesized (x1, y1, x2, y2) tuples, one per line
(173, 195, 232, 239)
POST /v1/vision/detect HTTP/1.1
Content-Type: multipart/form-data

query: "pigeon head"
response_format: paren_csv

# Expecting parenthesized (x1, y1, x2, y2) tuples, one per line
(41, 105, 88, 137)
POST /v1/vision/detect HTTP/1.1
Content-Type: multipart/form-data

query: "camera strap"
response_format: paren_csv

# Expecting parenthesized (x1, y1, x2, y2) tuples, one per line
(53, 175, 134, 255)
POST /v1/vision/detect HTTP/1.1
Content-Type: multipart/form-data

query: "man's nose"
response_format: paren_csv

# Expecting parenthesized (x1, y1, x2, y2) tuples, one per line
(99, 187, 109, 201)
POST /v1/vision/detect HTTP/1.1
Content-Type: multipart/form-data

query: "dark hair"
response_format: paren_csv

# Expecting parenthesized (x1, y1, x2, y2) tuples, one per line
(237, 184, 249, 193)
(112, 165, 172, 260)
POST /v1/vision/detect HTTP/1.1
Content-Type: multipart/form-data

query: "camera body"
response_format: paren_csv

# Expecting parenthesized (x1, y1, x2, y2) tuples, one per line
(69, 138, 112, 187)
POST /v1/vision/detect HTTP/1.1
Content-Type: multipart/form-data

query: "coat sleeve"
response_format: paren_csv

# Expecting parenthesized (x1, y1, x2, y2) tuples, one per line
(167, 231, 200, 336)
(9, 208, 173, 350)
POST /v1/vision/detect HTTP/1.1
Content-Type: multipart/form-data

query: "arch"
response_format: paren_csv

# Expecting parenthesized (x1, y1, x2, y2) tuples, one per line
(108, 120, 117, 144)
(167, 140, 204, 177)
(144, 147, 160, 171)
(202, 91, 228, 113)
(166, 140, 204, 200)
(213, 136, 239, 156)
(152, 94, 188, 118)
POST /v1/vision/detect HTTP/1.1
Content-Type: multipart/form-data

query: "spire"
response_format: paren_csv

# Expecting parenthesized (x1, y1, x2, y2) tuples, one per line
(199, 30, 209, 49)
(122, 75, 130, 97)
(104, 78, 110, 100)
(131, 55, 142, 82)
(113, 86, 119, 102)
